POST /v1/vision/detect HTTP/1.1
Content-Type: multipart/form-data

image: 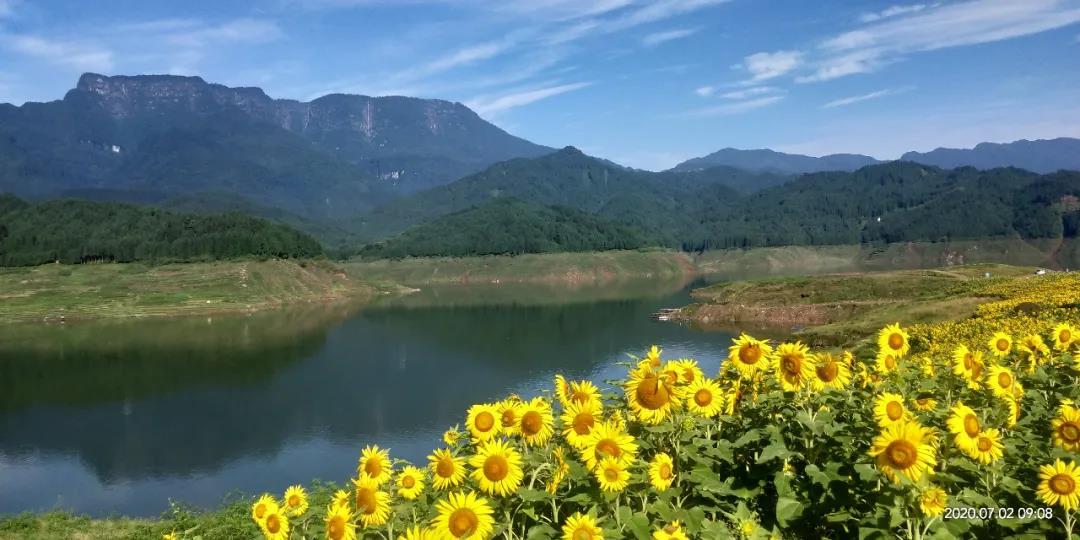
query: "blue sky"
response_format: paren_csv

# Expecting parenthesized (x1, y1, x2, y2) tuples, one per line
(1, 0, 1079, 170)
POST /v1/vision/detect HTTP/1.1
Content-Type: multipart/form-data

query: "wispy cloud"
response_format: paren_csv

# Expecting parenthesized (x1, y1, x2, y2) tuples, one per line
(858, 3, 929, 23)
(685, 95, 783, 116)
(466, 81, 592, 116)
(642, 27, 699, 47)
(820, 87, 911, 109)
(2, 34, 113, 71)
(737, 50, 802, 83)
(164, 18, 283, 47)
(718, 86, 780, 99)
(694, 85, 715, 97)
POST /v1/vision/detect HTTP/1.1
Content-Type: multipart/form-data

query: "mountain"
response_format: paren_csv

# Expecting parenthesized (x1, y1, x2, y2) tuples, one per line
(671, 148, 882, 174)
(901, 138, 1080, 174)
(359, 198, 651, 258)
(0, 73, 551, 223)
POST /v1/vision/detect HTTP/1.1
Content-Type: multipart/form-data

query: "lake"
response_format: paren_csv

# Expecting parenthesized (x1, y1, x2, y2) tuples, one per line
(0, 276, 775, 517)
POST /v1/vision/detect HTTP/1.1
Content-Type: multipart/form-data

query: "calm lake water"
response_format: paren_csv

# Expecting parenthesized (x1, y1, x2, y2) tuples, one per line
(0, 276, 775, 517)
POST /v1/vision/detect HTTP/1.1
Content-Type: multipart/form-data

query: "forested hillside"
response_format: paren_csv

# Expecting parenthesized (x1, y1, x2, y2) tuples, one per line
(0, 196, 322, 266)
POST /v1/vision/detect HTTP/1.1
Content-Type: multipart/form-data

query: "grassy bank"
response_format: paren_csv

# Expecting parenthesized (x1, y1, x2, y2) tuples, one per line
(0, 259, 372, 323)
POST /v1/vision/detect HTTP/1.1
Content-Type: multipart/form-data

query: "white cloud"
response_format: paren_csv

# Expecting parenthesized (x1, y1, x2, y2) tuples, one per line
(739, 50, 802, 83)
(544, 0, 728, 44)
(718, 86, 779, 99)
(642, 27, 699, 46)
(685, 95, 783, 116)
(694, 85, 715, 97)
(796, 48, 887, 83)
(859, 4, 928, 23)
(165, 18, 283, 47)
(3, 34, 113, 71)
(466, 81, 592, 116)
(820, 87, 910, 109)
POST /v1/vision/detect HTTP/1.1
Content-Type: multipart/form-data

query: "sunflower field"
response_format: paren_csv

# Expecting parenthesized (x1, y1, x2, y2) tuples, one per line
(229, 273, 1080, 540)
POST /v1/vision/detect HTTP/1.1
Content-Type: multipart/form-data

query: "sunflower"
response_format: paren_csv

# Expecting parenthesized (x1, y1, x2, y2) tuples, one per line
(546, 446, 570, 495)
(946, 402, 982, 454)
(773, 342, 816, 392)
(723, 379, 742, 415)
(595, 456, 630, 492)
(428, 448, 467, 490)
(625, 368, 681, 425)
(951, 345, 984, 389)
(727, 334, 773, 379)
(399, 526, 436, 540)
(912, 396, 937, 412)
(579, 419, 638, 471)
(874, 350, 899, 374)
(353, 475, 391, 528)
(466, 403, 501, 443)
(919, 486, 947, 518)
(873, 392, 910, 428)
(561, 399, 602, 449)
(517, 397, 555, 447)
(251, 493, 279, 526)
(432, 491, 495, 539)
(469, 439, 524, 497)
(397, 466, 426, 500)
(986, 365, 1017, 400)
(878, 323, 910, 358)
(811, 352, 852, 391)
(260, 507, 289, 540)
(1038, 460, 1080, 511)
(331, 489, 350, 510)
(648, 453, 676, 491)
(1006, 397, 1020, 428)
(684, 377, 724, 418)
(283, 485, 308, 517)
(644, 345, 663, 368)
(1053, 404, 1080, 452)
(987, 332, 1013, 358)
(163, 533, 176, 540)
(567, 380, 603, 407)
(325, 503, 357, 540)
(967, 428, 1003, 464)
(561, 513, 603, 540)
(554, 374, 571, 407)
(497, 399, 522, 433)
(1053, 323, 1077, 351)
(357, 445, 392, 485)
(1018, 334, 1050, 370)
(653, 521, 689, 540)
(868, 421, 937, 483)
(660, 361, 683, 386)
(673, 359, 705, 384)
(443, 426, 463, 447)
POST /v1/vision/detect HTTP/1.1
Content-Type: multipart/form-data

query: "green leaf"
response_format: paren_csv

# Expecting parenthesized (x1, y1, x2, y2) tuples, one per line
(775, 497, 803, 527)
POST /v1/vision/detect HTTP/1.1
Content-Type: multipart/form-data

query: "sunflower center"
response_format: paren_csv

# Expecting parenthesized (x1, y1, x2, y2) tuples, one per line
(573, 528, 593, 540)
(964, 414, 981, 437)
(596, 439, 622, 458)
(635, 376, 671, 410)
(328, 516, 345, 540)
(664, 370, 679, 385)
(738, 344, 762, 365)
(288, 495, 300, 507)
(603, 467, 619, 482)
(682, 370, 696, 383)
(521, 411, 543, 436)
(970, 362, 983, 379)
(885, 440, 918, 469)
(475, 411, 495, 432)
(997, 372, 1013, 389)
(916, 398, 930, 407)
(660, 463, 673, 480)
(996, 338, 1010, 351)
(885, 355, 897, 370)
(572, 389, 591, 403)
(694, 389, 713, 407)
(436, 457, 455, 478)
(886, 401, 904, 421)
(817, 362, 838, 382)
(501, 409, 517, 428)
(1051, 474, 1077, 495)
(664, 524, 679, 534)
(1060, 422, 1080, 443)
(977, 436, 993, 452)
(255, 503, 267, 519)
(364, 459, 382, 477)
(572, 412, 595, 435)
(888, 333, 904, 350)
(449, 509, 479, 537)
(781, 355, 801, 376)
(355, 488, 376, 514)
(963, 353, 974, 369)
(266, 513, 282, 533)
(483, 455, 509, 481)
(1062, 330, 1073, 343)
(402, 475, 416, 488)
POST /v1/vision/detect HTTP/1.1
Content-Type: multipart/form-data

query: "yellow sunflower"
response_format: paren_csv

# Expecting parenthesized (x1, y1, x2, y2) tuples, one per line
(986, 365, 1017, 400)
(673, 359, 705, 384)
(648, 453, 676, 491)
(283, 485, 308, 517)
(727, 334, 773, 379)
(1053, 404, 1080, 452)
(595, 456, 630, 492)
(432, 491, 495, 539)
(878, 323, 910, 358)
(163, 533, 176, 540)
(353, 475, 391, 528)
(1038, 460, 1080, 511)
(546, 446, 570, 495)
(1018, 334, 1050, 370)
(873, 392, 910, 428)
(967, 428, 1003, 464)
(567, 380, 603, 407)
(868, 421, 937, 483)
(1006, 397, 1020, 428)
(325, 503, 357, 540)
(1052, 323, 1077, 351)
(466, 403, 501, 443)
(946, 402, 982, 454)
(561, 399, 603, 449)
(660, 361, 683, 386)
(874, 350, 900, 374)
(579, 419, 638, 471)
(561, 513, 603, 540)
(773, 342, 816, 392)
(428, 448, 467, 490)
(644, 345, 663, 369)
(331, 489, 350, 510)
(951, 345, 985, 389)
(722, 379, 742, 415)
(251, 493, 278, 526)
(811, 352, 852, 391)
(919, 486, 947, 518)
(685, 377, 724, 418)
(517, 397, 555, 447)
(912, 396, 937, 412)
(260, 506, 289, 540)
(357, 445, 392, 485)
(625, 368, 681, 425)
(469, 439, 524, 497)
(653, 521, 689, 540)
(398, 526, 436, 540)
(443, 426, 463, 447)
(397, 465, 426, 500)
(497, 399, 522, 434)
(987, 332, 1013, 358)
(554, 374, 571, 407)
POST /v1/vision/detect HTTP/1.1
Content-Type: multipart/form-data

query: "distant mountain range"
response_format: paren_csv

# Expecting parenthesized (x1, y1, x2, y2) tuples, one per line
(671, 148, 882, 174)
(900, 138, 1080, 174)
